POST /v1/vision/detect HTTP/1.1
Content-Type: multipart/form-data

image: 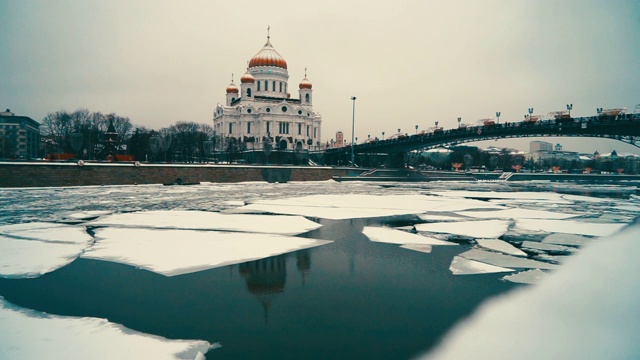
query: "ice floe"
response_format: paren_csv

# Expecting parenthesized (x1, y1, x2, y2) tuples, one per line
(423, 221, 640, 360)
(456, 208, 578, 220)
(417, 214, 470, 222)
(515, 219, 626, 237)
(0, 297, 213, 360)
(476, 239, 527, 257)
(521, 241, 574, 255)
(502, 269, 548, 285)
(458, 249, 558, 270)
(415, 220, 511, 239)
(430, 190, 564, 201)
(542, 233, 592, 246)
(0, 222, 94, 278)
(0, 236, 88, 279)
(229, 194, 503, 220)
(88, 210, 321, 235)
(362, 226, 457, 246)
(449, 256, 514, 275)
(65, 210, 113, 220)
(82, 227, 332, 276)
(400, 244, 433, 253)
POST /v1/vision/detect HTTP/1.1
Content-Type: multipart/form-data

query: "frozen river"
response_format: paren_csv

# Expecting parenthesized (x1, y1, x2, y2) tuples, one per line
(1, 180, 639, 359)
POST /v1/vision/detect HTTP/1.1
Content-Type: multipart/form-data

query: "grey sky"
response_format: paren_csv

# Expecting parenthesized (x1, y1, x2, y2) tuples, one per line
(2, 0, 639, 154)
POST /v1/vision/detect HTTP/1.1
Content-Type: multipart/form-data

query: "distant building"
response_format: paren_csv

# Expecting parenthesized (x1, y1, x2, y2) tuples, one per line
(335, 131, 344, 148)
(0, 109, 40, 159)
(530, 140, 552, 153)
(213, 32, 322, 152)
(554, 143, 563, 151)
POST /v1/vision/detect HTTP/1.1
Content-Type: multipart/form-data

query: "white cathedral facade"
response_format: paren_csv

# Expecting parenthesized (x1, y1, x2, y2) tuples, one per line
(213, 34, 322, 152)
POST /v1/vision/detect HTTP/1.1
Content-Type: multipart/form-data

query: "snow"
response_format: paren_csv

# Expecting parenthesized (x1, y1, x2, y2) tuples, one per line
(82, 228, 332, 276)
(430, 190, 564, 201)
(415, 220, 511, 238)
(362, 226, 457, 246)
(422, 221, 640, 360)
(458, 249, 558, 270)
(542, 233, 593, 246)
(229, 194, 503, 220)
(0, 222, 94, 279)
(0, 236, 88, 279)
(417, 214, 469, 222)
(456, 208, 578, 220)
(400, 244, 433, 253)
(515, 219, 626, 237)
(0, 297, 213, 360)
(88, 210, 322, 235)
(521, 241, 575, 255)
(449, 256, 514, 275)
(502, 269, 548, 285)
(476, 239, 527, 257)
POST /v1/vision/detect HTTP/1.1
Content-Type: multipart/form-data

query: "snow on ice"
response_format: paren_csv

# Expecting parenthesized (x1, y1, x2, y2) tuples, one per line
(83, 227, 332, 276)
(515, 219, 625, 237)
(502, 269, 549, 285)
(457, 249, 558, 270)
(88, 210, 321, 235)
(362, 226, 457, 246)
(449, 256, 514, 275)
(0, 297, 213, 360)
(415, 220, 511, 239)
(476, 239, 527, 257)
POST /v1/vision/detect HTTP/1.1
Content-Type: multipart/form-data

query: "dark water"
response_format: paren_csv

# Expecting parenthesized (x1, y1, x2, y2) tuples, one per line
(0, 216, 516, 359)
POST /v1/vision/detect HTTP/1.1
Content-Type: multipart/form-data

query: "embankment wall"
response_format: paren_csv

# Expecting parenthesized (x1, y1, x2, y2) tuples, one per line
(0, 162, 347, 188)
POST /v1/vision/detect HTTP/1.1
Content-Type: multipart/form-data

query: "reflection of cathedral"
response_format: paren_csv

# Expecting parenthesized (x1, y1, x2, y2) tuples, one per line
(213, 30, 322, 151)
(239, 250, 313, 322)
(240, 255, 287, 323)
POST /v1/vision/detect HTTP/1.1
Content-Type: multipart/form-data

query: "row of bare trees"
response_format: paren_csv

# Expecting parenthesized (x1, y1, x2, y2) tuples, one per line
(40, 109, 217, 162)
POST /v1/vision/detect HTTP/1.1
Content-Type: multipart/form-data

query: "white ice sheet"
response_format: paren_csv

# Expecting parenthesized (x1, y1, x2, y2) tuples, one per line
(230, 194, 503, 220)
(521, 241, 575, 254)
(0, 297, 212, 360)
(456, 208, 578, 220)
(516, 219, 626, 237)
(502, 269, 548, 285)
(458, 249, 558, 270)
(83, 228, 332, 276)
(476, 239, 527, 257)
(88, 210, 321, 235)
(415, 220, 511, 238)
(542, 233, 592, 246)
(363, 226, 457, 246)
(431, 190, 564, 201)
(0, 236, 88, 279)
(400, 244, 433, 254)
(449, 256, 514, 275)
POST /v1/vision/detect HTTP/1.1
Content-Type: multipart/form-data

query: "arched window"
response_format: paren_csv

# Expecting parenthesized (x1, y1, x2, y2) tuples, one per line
(231, 97, 236, 102)
(247, 88, 252, 97)
(257, 82, 261, 91)
(305, 93, 310, 103)
(272, 81, 276, 91)
(265, 81, 268, 91)
(279, 82, 283, 92)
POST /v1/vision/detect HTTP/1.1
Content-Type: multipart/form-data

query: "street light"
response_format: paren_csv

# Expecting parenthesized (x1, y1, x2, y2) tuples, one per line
(496, 111, 501, 124)
(435, 121, 439, 128)
(382, 131, 385, 140)
(528, 107, 534, 120)
(351, 96, 356, 166)
(566, 103, 573, 116)
(458, 117, 461, 128)
(415, 125, 418, 134)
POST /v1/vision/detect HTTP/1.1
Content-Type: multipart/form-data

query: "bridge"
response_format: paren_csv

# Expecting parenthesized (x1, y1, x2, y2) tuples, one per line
(323, 113, 640, 167)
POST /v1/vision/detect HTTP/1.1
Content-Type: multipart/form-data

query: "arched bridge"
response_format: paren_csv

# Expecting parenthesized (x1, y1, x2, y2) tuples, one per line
(324, 114, 640, 166)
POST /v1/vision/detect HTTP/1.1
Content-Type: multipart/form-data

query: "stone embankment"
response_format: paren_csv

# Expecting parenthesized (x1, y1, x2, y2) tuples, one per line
(0, 161, 346, 188)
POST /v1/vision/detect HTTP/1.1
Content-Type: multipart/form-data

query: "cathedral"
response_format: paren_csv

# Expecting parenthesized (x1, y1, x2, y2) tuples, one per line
(213, 32, 322, 153)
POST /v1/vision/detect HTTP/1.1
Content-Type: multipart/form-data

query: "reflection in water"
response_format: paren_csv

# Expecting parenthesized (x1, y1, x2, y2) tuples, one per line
(239, 255, 287, 324)
(296, 250, 311, 285)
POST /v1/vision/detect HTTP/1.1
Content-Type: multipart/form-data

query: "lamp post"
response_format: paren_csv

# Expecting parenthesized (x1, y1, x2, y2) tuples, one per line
(566, 103, 573, 116)
(528, 107, 534, 120)
(496, 111, 501, 124)
(435, 121, 439, 128)
(382, 131, 385, 140)
(350, 96, 356, 166)
(458, 117, 461, 128)
(415, 125, 418, 134)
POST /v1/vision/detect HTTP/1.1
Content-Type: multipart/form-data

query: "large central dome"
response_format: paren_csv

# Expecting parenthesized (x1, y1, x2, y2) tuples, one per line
(248, 39, 288, 69)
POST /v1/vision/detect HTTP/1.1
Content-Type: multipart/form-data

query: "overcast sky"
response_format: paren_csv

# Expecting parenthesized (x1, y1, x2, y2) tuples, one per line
(2, 0, 639, 154)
